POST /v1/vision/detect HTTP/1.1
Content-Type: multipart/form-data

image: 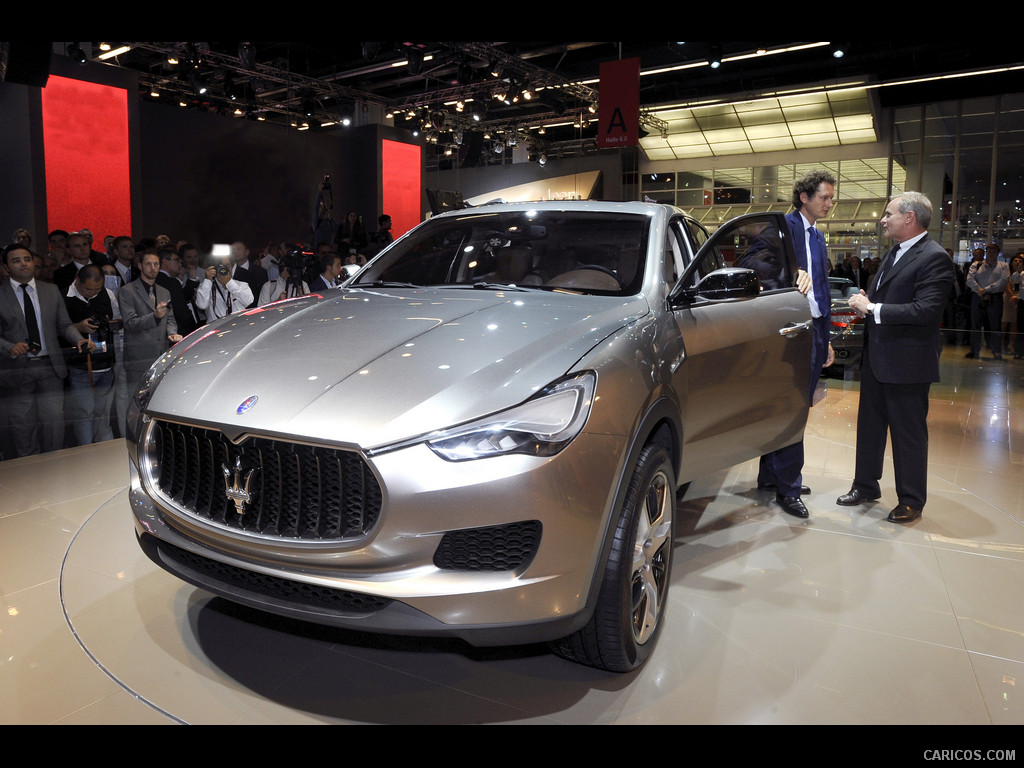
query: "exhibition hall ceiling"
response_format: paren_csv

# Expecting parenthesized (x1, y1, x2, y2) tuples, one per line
(82, 41, 1023, 164)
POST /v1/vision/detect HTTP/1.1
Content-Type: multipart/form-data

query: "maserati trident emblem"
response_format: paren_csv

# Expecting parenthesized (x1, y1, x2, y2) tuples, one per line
(236, 395, 258, 415)
(223, 456, 259, 515)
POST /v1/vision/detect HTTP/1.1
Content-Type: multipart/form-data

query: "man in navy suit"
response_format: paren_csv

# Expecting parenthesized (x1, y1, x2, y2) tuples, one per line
(840, 192, 955, 523)
(757, 170, 836, 518)
(0, 244, 93, 456)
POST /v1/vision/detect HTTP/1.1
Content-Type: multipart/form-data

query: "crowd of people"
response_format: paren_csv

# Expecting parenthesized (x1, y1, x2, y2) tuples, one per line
(830, 244, 1024, 360)
(0, 212, 394, 461)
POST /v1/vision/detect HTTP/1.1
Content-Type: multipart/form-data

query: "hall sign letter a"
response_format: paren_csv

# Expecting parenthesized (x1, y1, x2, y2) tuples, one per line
(597, 58, 641, 149)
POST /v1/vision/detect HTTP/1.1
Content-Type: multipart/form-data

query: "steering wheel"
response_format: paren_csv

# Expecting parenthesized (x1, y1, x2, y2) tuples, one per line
(575, 264, 622, 288)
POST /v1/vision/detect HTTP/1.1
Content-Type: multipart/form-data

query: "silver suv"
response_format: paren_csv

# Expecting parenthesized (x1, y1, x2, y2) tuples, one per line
(128, 201, 811, 672)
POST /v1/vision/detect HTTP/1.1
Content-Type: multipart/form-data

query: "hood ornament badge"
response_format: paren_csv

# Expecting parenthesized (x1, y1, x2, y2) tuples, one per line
(236, 395, 258, 414)
(223, 456, 259, 515)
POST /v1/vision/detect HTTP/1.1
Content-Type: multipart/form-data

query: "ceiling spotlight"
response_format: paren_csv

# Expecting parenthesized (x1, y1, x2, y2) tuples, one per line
(302, 97, 316, 117)
(406, 46, 425, 75)
(709, 44, 723, 69)
(361, 42, 384, 62)
(238, 42, 256, 69)
(188, 70, 207, 96)
(831, 42, 848, 59)
(67, 43, 87, 65)
(223, 72, 239, 101)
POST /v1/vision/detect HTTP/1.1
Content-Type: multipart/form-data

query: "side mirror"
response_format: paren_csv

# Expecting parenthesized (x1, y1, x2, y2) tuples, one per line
(672, 268, 761, 307)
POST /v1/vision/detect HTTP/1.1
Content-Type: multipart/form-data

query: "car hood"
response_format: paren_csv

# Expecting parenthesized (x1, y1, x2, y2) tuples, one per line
(147, 286, 649, 449)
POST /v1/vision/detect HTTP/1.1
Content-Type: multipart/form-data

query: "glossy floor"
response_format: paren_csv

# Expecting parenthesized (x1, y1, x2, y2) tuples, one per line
(1, 347, 1022, 724)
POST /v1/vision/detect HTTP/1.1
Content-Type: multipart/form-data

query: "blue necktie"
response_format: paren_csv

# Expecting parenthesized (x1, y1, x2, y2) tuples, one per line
(807, 226, 830, 317)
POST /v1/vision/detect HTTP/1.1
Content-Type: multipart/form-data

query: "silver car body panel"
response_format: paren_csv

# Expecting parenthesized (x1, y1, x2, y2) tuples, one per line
(129, 200, 812, 646)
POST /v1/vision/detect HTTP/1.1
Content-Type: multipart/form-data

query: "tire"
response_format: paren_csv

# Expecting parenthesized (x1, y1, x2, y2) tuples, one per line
(551, 443, 675, 672)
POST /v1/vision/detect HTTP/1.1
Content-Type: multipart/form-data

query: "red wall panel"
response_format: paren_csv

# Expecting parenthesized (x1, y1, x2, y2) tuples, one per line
(381, 139, 421, 239)
(41, 75, 131, 239)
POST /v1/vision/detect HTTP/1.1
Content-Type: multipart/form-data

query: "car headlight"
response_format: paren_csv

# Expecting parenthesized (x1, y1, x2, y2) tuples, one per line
(125, 348, 179, 444)
(424, 371, 596, 461)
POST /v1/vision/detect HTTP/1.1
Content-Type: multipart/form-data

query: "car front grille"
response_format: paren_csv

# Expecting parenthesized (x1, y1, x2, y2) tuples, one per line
(149, 421, 382, 541)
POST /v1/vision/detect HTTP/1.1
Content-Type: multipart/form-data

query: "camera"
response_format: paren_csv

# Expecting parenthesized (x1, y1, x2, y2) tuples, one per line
(216, 263, 231, 277)
(280, 243, 314, 287)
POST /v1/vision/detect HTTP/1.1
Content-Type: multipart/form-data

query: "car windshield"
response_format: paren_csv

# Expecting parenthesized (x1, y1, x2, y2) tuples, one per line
(351, 209, 649, 296)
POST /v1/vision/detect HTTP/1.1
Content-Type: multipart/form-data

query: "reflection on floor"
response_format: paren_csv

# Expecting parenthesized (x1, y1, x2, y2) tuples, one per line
(1, 347, 1022, 724)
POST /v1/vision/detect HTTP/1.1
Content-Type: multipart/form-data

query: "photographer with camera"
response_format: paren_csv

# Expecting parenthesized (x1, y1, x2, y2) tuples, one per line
(64, 263, 121, 445)
(196, 255, 254, 321)
(258, 244, 312, 306)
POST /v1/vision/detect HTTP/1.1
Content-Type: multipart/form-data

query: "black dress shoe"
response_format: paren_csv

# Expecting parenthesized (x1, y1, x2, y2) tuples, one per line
(836, 488, 881, 506)
(887, 505, 922, 524)
(776, 494, 809, 518)
(758, 483, 811, 495)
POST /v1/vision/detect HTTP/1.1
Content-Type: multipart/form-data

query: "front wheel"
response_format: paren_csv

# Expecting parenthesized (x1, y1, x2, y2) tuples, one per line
(551, 443, 675, 672)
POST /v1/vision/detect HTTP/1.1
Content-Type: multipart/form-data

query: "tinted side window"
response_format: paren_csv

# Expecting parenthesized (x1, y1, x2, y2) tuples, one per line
(713, 215, 791, 291)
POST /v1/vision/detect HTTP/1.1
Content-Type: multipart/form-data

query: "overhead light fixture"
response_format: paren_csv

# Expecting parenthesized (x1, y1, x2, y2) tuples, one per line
(709, 44, 723, 69)
(238, 42, 257, 69)
(97, 45, 131, 61)
(406, 46, 425, 75)
(831, 42, 848, 59)
(67, 43, 87, 65)
(361, 42, 384, 62)
(223, 72, 239, 101)
(188, 71, 207, 96)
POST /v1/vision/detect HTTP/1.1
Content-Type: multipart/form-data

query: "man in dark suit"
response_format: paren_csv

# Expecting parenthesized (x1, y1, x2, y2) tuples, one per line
(231, 241, 268, 308)
(839, 192, 955, 523)
(845, 256, 870, 290)
(757, 170, 836, 518)
(109, 235, 140, 286)
(309, 251, 343, 292)
(0, 244, 93, 456)
(156, 246, 200, 337)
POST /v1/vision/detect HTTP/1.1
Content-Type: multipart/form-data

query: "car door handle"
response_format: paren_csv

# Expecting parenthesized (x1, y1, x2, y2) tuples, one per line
(778, 320, 812, 336)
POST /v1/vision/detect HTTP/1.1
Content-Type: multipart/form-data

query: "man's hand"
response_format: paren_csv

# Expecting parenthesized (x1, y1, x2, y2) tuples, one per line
(154, 300, 169, 320)
(168, 334, 183, 344)
(848, 289, 870, 317)
(75, 317, 98, 335)
(795, 268, 811, 295)
(9, 341, 29, 356)
(824, 343, 835, 369)
(75, 338, 96, 354)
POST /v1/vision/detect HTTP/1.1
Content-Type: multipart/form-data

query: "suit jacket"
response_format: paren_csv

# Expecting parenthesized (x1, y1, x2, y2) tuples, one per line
(0, 279, 81, 385)
(118, 278, 177, 374)
(233, 262, 268, 308)
(865, 234, 954, 384)
(309, 274, 335, 292)
(785, 210, 831, 329)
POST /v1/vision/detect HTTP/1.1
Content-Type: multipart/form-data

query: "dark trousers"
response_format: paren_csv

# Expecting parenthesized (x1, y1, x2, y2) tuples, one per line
(0, 361, 66, 457)
(853, 346, 931, 509)
(970, 292, 1003, 356)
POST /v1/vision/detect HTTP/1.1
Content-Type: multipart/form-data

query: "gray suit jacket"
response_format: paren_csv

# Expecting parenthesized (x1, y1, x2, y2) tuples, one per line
(0, 279, 81, 385)
(118, 279, 177, 374)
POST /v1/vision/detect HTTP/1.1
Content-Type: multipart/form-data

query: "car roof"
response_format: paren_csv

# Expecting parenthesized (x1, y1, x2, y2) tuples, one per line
(434, 199, 684, 219)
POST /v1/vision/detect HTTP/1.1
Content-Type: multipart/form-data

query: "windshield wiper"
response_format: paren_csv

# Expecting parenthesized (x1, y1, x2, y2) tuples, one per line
(351, 280, 422, 289)
(468, 282, 541, 292)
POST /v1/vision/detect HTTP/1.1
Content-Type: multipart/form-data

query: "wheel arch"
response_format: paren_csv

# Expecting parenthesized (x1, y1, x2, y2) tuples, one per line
(576, 396, 682, 623)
